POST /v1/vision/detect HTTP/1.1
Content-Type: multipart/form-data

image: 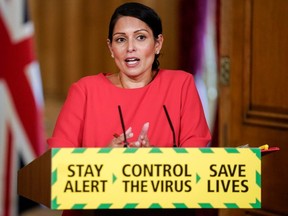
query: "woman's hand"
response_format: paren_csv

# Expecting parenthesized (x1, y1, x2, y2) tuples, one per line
(108, 122, 151, 147)
(107, 127, 133, 147)
(130, 122, 150, 147)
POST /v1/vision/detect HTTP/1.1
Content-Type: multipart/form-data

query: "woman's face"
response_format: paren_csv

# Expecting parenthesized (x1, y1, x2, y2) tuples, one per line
(108, 16, 163, 78)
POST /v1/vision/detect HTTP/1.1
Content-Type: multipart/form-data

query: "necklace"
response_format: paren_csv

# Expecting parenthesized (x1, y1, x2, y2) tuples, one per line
(118, 71, 157, 89)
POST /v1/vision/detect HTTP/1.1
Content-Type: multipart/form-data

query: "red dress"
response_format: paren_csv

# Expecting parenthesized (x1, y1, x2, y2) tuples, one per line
(48, 69, 211, 148)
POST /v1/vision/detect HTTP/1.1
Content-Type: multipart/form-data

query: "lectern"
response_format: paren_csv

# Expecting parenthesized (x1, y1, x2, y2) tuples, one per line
(18, 147, 261, 210)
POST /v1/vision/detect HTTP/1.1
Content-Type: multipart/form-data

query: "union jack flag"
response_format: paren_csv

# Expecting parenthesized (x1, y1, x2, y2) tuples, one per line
(0, 0, 45, 215)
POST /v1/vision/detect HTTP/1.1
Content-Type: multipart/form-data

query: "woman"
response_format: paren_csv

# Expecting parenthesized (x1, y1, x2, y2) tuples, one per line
(48, 2, 210, 149)
(48, 2, 211, 215)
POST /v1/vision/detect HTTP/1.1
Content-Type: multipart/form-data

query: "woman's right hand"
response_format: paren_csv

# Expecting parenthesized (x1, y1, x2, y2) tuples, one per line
(107, 127, 133, 147)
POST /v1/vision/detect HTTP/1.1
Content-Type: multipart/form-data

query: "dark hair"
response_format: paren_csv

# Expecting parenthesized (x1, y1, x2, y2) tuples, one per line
(108, 2, 162, 71)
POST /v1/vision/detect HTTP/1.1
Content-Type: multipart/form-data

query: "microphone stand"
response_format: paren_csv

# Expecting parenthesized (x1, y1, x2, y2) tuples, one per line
(163, 105, 177, 147)
(118, 105, 129, 147)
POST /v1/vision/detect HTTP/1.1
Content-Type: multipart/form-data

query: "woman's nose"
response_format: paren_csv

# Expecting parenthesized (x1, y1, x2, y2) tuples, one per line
(127, 40, 136, 52)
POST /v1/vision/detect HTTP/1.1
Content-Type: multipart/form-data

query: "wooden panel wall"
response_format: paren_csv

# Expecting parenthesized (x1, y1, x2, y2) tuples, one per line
(28, 0, 180, 99)
(219, 0, 288, 215)
(243, 0, 288, 128)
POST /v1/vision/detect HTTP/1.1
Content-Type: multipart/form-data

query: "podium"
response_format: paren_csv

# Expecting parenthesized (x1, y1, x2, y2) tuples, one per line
(18, 148, 52, 208)
(18, 147, 261, 210)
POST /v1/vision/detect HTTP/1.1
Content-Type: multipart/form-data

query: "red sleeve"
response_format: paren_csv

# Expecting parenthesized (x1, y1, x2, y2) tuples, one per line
(179, 75, 211, 147)
(47, 83, 86, 148)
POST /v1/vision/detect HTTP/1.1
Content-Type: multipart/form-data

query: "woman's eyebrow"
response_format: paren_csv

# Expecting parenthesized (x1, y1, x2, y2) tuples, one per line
(134, 29, 149, 33)
(113, 29, 149, 37)
(112, 32, 125, 37)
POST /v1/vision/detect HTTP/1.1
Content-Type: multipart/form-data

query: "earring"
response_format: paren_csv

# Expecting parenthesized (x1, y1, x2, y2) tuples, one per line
(111, 54, 114, 58)
(156, 51, 159, 55)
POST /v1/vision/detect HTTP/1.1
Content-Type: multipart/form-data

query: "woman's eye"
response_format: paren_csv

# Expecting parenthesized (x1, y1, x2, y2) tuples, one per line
(115, 37, 126, 43)
(137, 35, 146, 41)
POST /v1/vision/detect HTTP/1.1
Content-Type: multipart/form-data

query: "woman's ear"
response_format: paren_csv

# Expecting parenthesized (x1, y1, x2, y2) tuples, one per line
(155, 34, 164, 54)
(107, 39, 114, 58)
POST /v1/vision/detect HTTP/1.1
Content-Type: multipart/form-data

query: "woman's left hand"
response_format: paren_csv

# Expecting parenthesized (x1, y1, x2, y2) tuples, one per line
(129, 122, 150, 147)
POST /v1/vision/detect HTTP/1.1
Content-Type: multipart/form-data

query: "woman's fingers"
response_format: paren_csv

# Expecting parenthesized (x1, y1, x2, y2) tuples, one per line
(109, 127, 133, 147)
(121, 127, 133, 140)
(137, 122, 149, 142)
(130, 135, 150, 147)
(109, 124, 152, 148)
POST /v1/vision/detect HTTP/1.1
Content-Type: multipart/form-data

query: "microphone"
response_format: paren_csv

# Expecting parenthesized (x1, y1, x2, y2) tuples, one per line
(163, 105, 177, 147)
(118, 105, 129, 147)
